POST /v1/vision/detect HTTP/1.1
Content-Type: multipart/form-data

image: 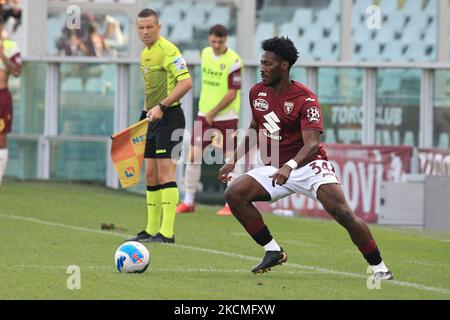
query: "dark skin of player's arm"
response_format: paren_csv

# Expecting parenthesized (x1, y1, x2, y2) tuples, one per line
(269, 129, 321, 187)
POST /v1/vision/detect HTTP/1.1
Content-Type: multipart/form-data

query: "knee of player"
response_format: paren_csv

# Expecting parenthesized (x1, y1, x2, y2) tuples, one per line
(225, 183, 251, 206)
(145, 173, 159, 186)
(224, 185, 241, 205)
(145, 170, 158, 181)
(157, 172, 176, 185)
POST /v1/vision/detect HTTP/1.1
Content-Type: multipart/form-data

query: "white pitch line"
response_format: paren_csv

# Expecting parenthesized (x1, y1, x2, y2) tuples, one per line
(421, 235, 450, 243)
(1, 213, 449, 297)
(401, 260, 450, 268)
(3, 264, 313, 275)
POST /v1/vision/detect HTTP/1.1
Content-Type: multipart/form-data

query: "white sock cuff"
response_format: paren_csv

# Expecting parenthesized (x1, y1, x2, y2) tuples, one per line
(183, 192, 195, 206)
(371, 261, 389, 273)
(263, 239, 281, 252)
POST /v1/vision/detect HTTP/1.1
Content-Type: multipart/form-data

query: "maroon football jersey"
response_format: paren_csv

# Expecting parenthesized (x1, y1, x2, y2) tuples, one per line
(249, 80, 328, 168)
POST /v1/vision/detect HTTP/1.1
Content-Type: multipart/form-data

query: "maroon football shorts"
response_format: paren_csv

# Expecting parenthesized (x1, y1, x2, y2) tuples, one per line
(0, 89, 12, 134)
(190, 116, 238, 153)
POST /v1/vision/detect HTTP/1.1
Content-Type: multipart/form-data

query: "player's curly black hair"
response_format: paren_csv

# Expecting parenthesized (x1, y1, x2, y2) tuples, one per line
(261, 37, 299, 68)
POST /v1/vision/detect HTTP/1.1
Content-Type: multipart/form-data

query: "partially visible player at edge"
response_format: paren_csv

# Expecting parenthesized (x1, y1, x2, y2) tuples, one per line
(127, 8, 192, 243)
(218, 36, 393, 279)
(177, 24, 242, 216)
(0, 15, 22, 188)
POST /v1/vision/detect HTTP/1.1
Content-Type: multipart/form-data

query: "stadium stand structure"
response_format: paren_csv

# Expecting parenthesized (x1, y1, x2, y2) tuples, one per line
(256, 0, 438, 62)
(43, 0, 441, 117)
(354, 0, 437, 62)
(48, 0, 442, 63)
(150, 1, 236, 53)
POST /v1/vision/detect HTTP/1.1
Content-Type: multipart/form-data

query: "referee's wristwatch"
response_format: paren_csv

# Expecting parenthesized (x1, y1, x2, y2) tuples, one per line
(158, 103, 168, 113)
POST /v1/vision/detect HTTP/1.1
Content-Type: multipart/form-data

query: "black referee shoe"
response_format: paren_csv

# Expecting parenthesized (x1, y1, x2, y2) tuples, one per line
(252, 248, 288, 274)
(126, 230, 152, 242)
(142, 232, 175, 244)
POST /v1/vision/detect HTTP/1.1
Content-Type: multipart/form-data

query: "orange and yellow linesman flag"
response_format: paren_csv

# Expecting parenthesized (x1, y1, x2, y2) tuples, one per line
(110, 119, 148, 188)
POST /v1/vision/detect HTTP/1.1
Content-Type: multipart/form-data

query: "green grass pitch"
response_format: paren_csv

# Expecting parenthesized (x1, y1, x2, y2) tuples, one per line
(0, 181, 449, 300)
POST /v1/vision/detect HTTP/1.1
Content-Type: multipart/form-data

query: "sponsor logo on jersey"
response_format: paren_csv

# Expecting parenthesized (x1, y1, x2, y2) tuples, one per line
(262, 112, 281, 140)
(202, 67, 223, 77)
(253, 98, 269, 111)
(306, 106, 320, 123)
(305, 97, 316, 102)
(263, 131, 282, 140)
(173, 56, 187, 71)
(258, 92, 267, 97)
(284, 102, 294, 115)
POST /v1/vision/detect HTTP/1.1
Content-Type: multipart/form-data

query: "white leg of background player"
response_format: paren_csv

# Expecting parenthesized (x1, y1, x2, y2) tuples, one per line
(0, 148, 8, 187)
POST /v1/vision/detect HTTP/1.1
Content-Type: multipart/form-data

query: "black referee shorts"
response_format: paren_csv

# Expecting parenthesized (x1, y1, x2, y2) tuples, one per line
(144, 105, 186, 159)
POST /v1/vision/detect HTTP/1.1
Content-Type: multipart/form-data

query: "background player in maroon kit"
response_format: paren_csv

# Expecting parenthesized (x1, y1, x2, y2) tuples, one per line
(0, 15, 21, 188)
(218, 37, 393, 280)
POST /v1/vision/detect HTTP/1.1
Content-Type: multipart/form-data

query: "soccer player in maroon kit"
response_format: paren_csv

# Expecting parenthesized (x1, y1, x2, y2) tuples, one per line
(0, 15, 21, 188)
(218, 37, 393, 280)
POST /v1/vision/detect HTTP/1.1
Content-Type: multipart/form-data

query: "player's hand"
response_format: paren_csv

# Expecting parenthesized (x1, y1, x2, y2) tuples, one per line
(204, 112, 214, 126)
(146, 105, 164, 122)
(269, 165, 292, 187)
(218, 163, 235, 183)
